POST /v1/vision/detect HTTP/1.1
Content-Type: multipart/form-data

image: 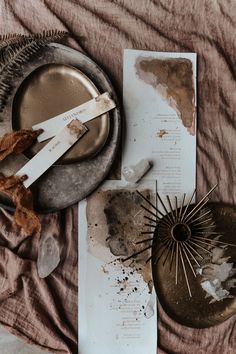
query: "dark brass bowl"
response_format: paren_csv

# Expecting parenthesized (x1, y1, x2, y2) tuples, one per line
(152, 203, 236, 328)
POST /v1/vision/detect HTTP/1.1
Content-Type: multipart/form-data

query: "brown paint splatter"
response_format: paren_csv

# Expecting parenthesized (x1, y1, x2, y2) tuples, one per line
(101, 265, 109, 274)
(67, 119, 88, 139)
(135, 56, 195, 135)
(86, 189, 153, 284)
(158, 129, 168, 138)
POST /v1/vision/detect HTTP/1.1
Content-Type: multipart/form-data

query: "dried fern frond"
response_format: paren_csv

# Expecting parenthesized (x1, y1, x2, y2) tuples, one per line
(0, 79, 11, 109)
(0, 30, 67, 49)
(0, 34, 27, 63)
(0, 34, 26, 50)
(30, 29, 68, 41)
(0, 30, 67, 63)
(0, 30, 68, 112)
(0, 30, 67, 59)
(0, 39, 44, 109)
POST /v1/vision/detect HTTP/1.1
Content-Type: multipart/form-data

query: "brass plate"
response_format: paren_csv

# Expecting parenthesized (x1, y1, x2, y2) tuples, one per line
(152, 203, 236, 328)
(12, 63, 110, 163)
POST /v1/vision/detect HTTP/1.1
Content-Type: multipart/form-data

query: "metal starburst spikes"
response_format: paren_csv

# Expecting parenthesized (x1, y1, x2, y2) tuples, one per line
(122, 183, 236, 297)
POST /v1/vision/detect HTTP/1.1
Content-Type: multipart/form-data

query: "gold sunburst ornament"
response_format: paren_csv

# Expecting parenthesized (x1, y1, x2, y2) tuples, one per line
(122, 183, 236, 297)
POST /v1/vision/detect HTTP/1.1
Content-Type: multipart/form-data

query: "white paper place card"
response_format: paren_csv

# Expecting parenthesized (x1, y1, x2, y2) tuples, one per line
(16, 120, 87, 188)
(78, 181, 157, 354)
(123, 49, 197, 204)
(33, 92, 115, 142)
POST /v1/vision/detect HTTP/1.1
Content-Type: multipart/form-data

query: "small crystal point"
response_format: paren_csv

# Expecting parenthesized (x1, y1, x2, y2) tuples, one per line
(37, 235, 60, 278)
(122, 159, 152, 183)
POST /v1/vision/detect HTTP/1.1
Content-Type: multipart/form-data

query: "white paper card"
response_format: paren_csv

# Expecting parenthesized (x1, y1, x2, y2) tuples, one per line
(123, 49, 197, 204)
(78, 181, 157, 354)
(16, 120, 87, 188)
(33, 92, 115, 142)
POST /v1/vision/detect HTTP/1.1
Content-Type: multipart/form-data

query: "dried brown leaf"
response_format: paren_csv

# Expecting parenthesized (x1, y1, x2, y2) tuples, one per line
(0, 129, 43, 160)
(0, 174, 41, 235)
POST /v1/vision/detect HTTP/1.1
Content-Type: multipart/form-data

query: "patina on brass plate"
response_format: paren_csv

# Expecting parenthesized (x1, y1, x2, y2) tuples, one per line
(12, 63, 110, 163)
(152, 203, 236, 328)
(0, 43, 121, 211)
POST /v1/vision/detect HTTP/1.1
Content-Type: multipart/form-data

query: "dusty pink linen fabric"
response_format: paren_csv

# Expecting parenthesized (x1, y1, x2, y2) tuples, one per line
(0, 207, 78, 353)
(0, 0, 235, 353)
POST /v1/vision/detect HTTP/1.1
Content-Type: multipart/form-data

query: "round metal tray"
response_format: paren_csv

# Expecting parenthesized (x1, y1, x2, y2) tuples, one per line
(0, 43, 121, 212)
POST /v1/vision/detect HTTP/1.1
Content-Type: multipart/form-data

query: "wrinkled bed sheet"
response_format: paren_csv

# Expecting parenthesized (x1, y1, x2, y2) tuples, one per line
(0, 0, 235, 353)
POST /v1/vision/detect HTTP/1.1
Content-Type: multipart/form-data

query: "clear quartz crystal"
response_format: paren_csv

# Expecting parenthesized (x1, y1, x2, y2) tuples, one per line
(122, 159, 151, 183)
(198, 245, 236, 303)
(37, 235, 60, 278)
(144, 291, 156, 319)
(201, 279, 231, 302)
